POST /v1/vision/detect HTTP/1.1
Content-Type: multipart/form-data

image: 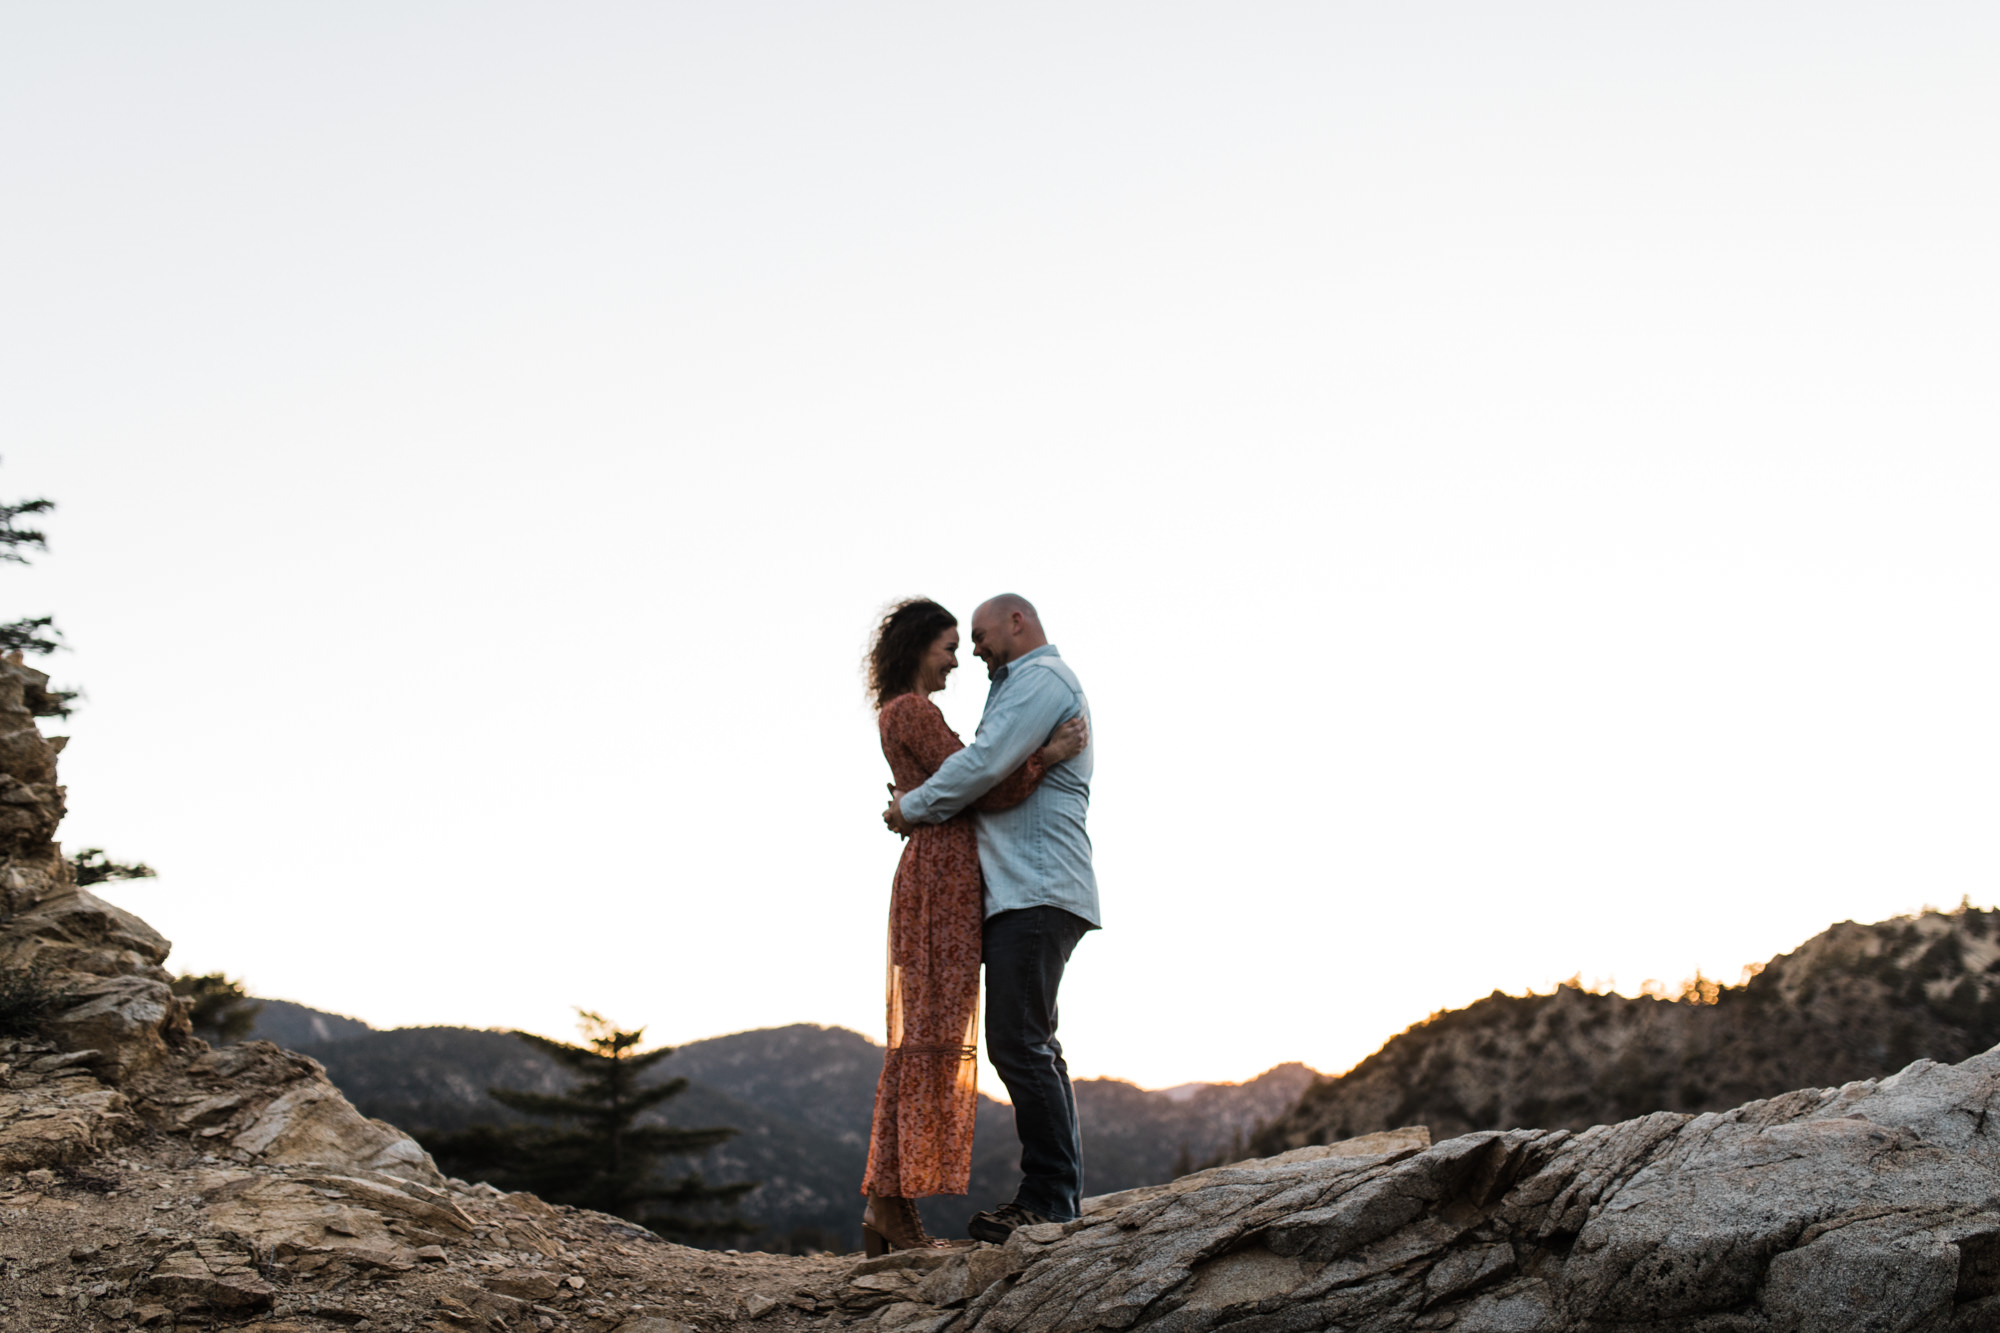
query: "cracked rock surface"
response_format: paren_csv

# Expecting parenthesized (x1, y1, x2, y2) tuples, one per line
(0, 1116, 851, 1333)
(918, 1051, 2000, 1333)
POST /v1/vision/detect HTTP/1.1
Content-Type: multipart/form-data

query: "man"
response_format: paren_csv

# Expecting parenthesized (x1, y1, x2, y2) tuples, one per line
(883, 593, 1097, 1242)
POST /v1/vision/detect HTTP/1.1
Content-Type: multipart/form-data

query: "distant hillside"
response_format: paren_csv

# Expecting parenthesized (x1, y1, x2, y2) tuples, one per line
(1065, 1063, 1317, 1179)
(242, 997, 373, 1048)
(1248, 905, 2000, 1156)
(278, 1018, 1316, 1250)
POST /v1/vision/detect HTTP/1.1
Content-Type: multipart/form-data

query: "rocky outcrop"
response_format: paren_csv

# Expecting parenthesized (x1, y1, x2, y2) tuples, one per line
(1250, 905, 2000, 1153)
(0, 655, 445, 1184)
(820, 1051, 2000, 1333)
(0, 1073, 850, 1330)
(0, 656, 186, 1081)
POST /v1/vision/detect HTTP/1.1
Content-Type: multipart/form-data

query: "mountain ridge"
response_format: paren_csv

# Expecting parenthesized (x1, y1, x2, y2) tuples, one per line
(1244, 903, 2000, 1157)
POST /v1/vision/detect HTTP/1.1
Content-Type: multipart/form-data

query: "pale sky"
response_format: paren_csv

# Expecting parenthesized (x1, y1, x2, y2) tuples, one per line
(6, 3, 1998, 1091)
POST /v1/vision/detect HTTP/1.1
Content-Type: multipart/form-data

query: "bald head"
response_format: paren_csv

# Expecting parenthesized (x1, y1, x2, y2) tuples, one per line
(970, 593, 1048, 679)
(979, 593, 1040, 627)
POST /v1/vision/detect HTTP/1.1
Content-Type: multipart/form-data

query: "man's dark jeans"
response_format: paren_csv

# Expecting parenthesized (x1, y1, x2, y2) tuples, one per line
(983, 905, 1093, 1222)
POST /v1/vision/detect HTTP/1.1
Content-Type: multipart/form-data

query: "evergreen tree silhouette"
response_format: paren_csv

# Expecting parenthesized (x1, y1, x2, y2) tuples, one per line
(73, 848, 158, 887)
(429, 1010, 755, 1241)
(0, 463, 75, 715)
(0, 488, 59, 657)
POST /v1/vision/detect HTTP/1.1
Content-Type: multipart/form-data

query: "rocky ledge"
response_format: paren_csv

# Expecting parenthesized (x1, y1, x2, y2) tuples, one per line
(875, 1052, 2000, 1333)
(6, 656, 2000, 1332)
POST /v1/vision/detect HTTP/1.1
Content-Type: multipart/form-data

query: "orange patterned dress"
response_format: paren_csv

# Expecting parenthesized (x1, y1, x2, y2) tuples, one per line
(862, 692, 1050, 1198)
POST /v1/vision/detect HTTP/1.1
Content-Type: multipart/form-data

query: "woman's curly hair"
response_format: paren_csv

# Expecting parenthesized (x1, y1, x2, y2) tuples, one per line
(867, 598, 958, 709)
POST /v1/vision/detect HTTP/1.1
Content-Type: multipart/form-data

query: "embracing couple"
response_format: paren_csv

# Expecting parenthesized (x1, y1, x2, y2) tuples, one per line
(860, 593, 1097, 1254)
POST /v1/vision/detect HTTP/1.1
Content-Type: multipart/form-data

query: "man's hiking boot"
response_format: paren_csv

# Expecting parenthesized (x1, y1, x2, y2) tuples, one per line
(967, 1201, 1056, 1244)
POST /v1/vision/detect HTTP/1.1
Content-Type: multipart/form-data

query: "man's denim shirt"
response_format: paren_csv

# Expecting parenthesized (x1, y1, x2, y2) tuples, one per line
(900, 644, 1099, 927)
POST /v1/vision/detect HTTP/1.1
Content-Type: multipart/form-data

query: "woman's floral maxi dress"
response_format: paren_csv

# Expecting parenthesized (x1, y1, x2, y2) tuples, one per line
(862, 692, 1050, 1198)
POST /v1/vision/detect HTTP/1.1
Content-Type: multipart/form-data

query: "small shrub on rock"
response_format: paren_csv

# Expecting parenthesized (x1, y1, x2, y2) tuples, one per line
(170, 973, 263, 1045)
(0, 959, 71, 1037)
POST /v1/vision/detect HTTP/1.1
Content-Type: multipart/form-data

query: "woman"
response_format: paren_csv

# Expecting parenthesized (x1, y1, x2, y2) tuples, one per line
(860, 598, 1087, 1254)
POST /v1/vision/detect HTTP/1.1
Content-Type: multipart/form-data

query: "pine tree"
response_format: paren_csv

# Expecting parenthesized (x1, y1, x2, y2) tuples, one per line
(0, 474, 75, 713)
(428, 1011, 756, 1241)
(0, 487, 60, 658)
